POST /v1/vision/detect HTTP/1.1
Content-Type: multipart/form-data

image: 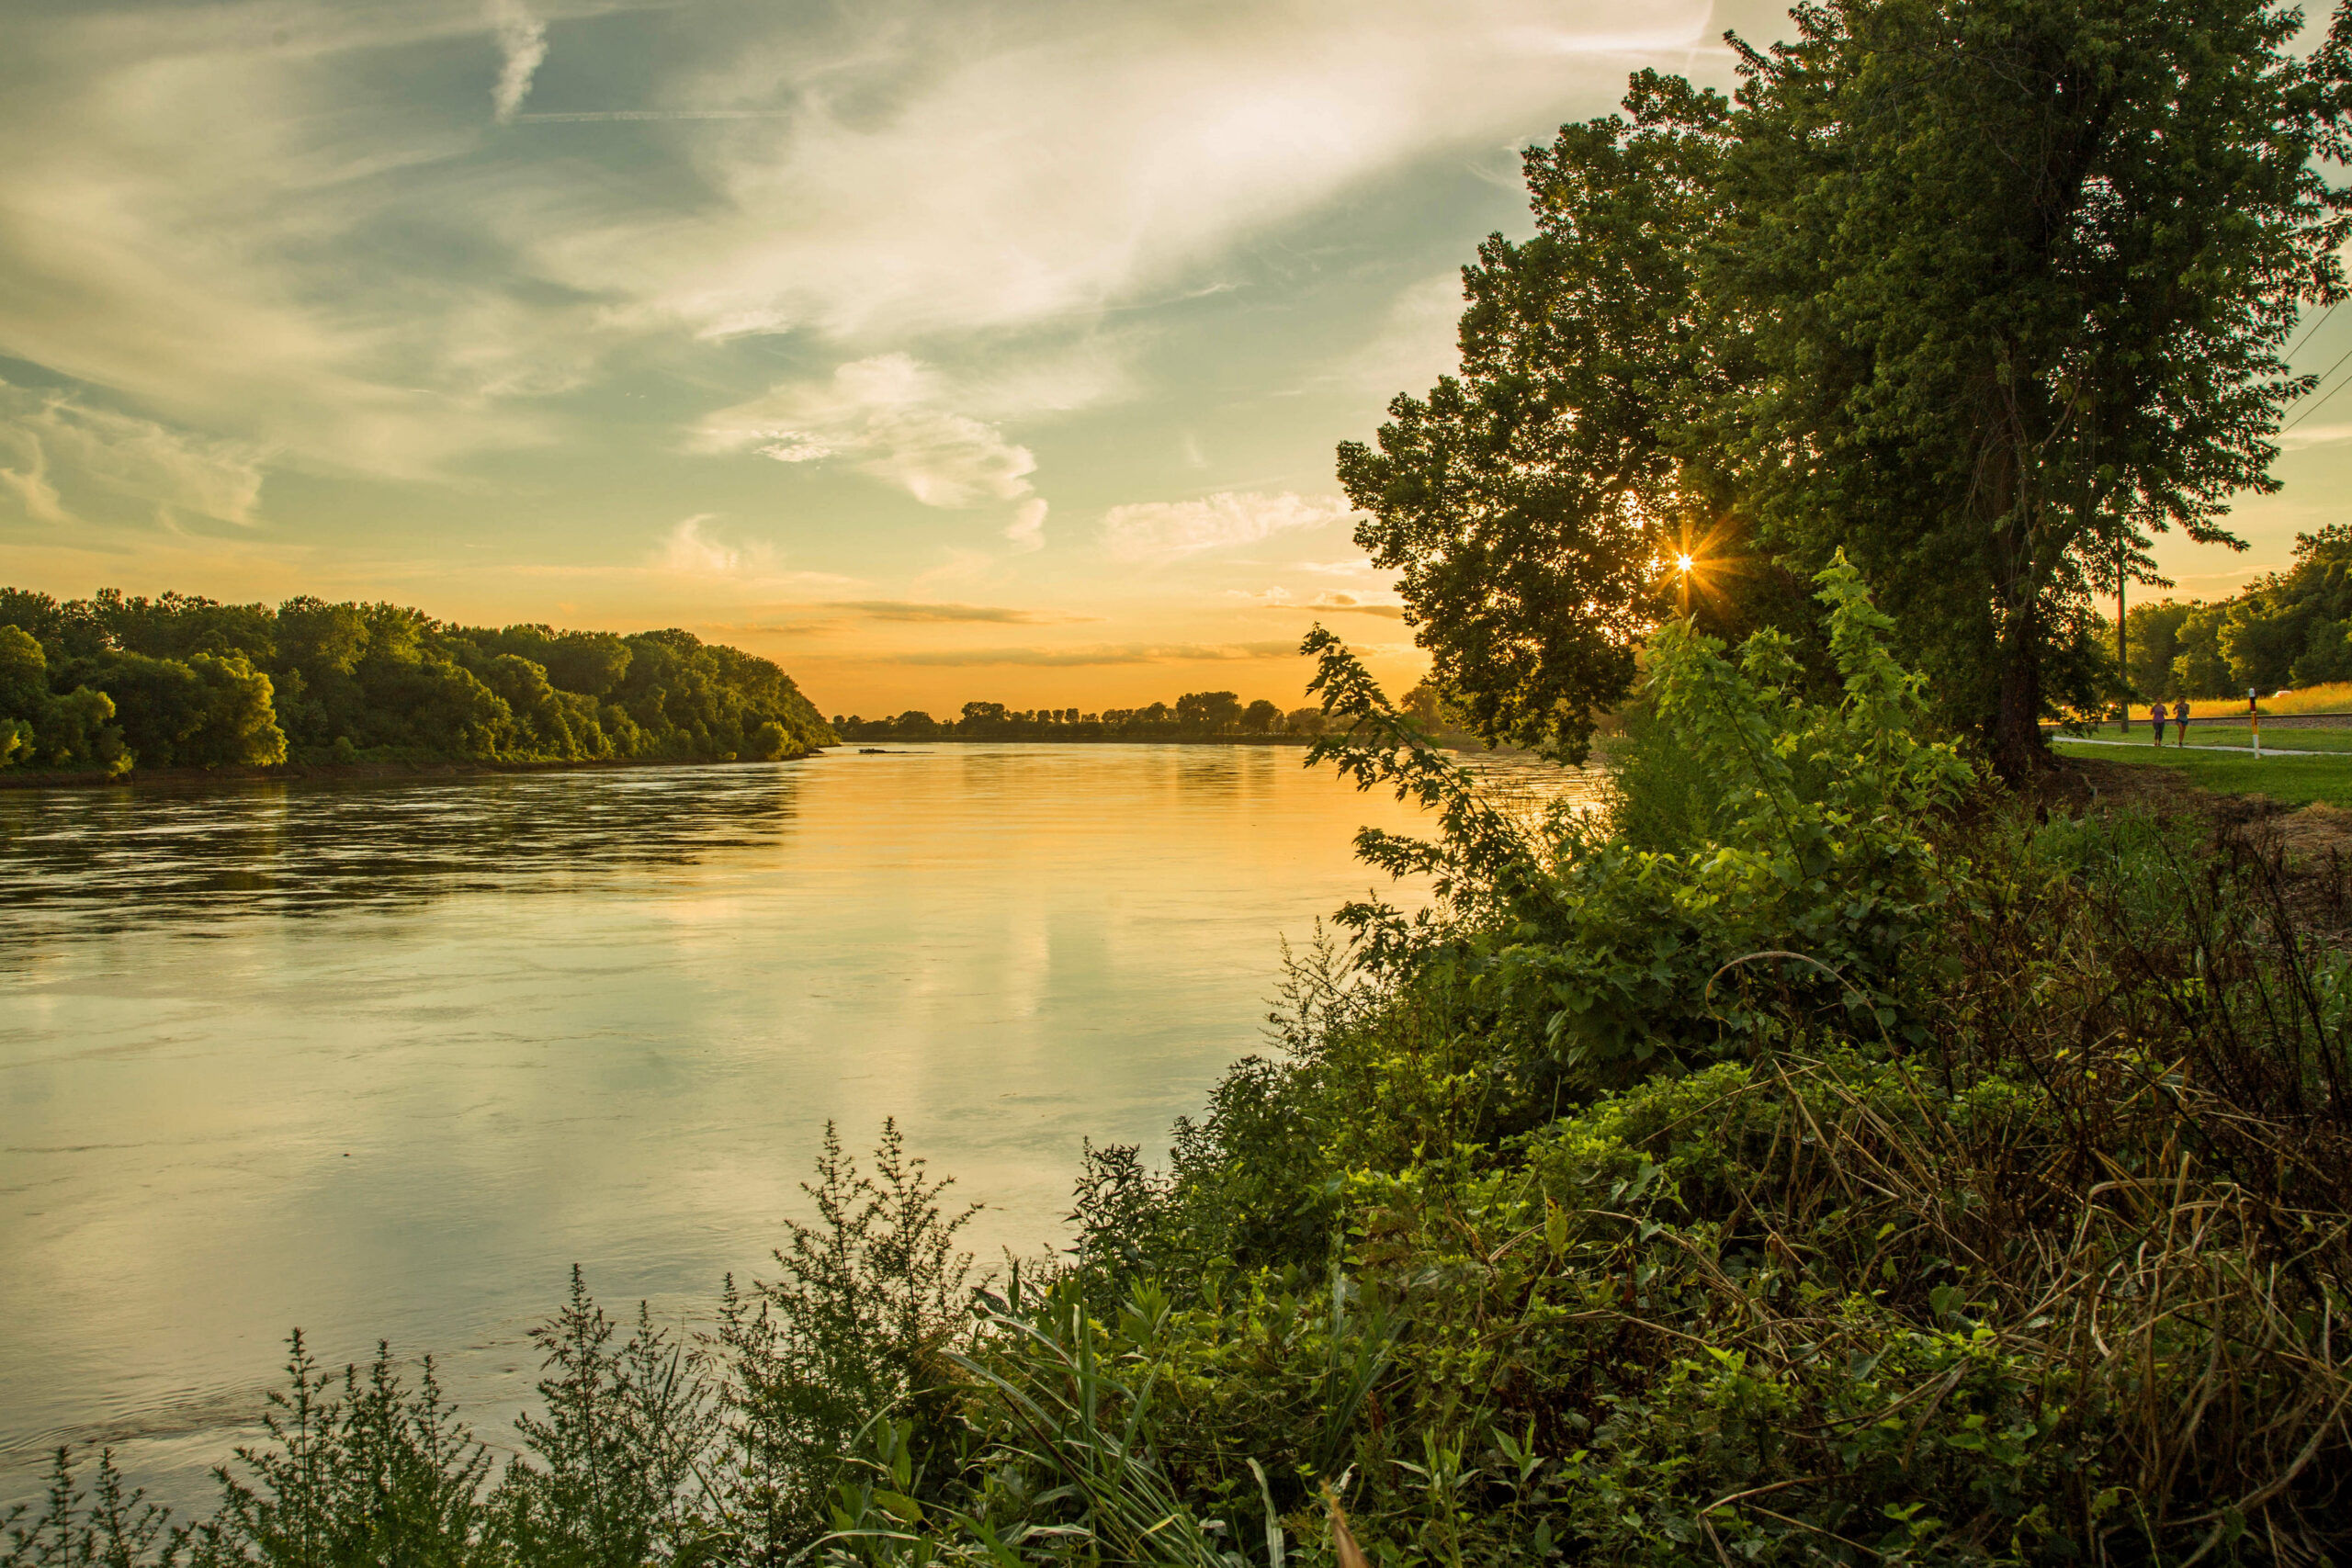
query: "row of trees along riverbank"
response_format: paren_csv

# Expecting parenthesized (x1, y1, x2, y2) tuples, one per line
(832, 683, 1483, 746)
(0, 587, 835, 776)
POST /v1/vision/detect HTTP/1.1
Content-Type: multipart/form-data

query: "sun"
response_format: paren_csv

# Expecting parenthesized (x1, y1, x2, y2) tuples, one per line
(1675, 553, 1695, 573)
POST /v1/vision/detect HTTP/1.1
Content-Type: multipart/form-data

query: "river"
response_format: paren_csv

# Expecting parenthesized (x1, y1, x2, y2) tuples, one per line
(0, 742, 1598, 1510)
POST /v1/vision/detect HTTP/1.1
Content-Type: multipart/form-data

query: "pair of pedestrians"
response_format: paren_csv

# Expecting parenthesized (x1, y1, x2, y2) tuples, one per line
(2146, 698, 2191, 747)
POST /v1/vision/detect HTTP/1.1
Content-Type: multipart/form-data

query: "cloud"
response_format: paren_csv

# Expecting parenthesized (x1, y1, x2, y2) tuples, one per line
(653, 513, 786, 576)
(827, 600, 1093, 625)
(0, 0, 1717, 500)
(1005, 497, 1048, 552)
(886, 639, 1303, 667)
(612, 0, 1716, 342)
(700, 356, 1035, 509)
(490, 1, 549, 124)
(699, 353, 1056, 539)
(1102, 491, 1353, 560)
(2279, 422, 2352, 450)
(1234, 587, 1405, 617)
(0, 378, 267, 526)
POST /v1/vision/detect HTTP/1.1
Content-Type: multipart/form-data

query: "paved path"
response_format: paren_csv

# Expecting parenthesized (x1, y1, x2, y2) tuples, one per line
(2052, 735, 2324, 757)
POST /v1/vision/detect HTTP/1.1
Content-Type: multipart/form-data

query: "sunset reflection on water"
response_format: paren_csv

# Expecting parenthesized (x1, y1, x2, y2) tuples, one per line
(0, 743, 1600, 1508)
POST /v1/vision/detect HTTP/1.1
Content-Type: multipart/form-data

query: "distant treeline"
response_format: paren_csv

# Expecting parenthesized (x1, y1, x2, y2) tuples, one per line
(2125, 524, 2352, 700)
(834, 692, 1329, 745)
(0, 587, 834, 775)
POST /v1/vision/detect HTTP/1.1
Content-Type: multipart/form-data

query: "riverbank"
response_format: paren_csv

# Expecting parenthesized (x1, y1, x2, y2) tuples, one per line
(0, 752, 826, 793)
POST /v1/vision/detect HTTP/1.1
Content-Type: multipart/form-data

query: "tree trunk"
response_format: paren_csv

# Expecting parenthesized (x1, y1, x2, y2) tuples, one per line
(1992, 596, 2046, 784)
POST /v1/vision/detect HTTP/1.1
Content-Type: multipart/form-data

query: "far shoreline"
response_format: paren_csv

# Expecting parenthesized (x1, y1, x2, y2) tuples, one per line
(0, 734, 1513, 794)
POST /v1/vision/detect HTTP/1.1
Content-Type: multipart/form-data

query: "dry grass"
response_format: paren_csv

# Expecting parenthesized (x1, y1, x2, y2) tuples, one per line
(2166, 683, 2352, 718)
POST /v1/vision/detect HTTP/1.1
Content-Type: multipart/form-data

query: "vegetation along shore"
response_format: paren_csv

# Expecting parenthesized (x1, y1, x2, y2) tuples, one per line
(0, 587, 836, 782)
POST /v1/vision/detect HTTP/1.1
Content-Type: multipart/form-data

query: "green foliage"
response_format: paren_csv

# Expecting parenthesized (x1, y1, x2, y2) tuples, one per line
(189, 1336, 492, 1568)
(491, 1269, 716, 1568)
(714, 1122, 978, 1562)
(3, 1449, 180, 1568)
(1304, 556, 1973, 1104)
(0, 587, 833, 773)
(0, 625, 130, 773)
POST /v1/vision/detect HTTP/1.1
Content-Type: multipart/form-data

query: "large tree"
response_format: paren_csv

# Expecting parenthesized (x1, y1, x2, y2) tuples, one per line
(1339, 77, 1743, 762)
(1346, 0, 2352, 776)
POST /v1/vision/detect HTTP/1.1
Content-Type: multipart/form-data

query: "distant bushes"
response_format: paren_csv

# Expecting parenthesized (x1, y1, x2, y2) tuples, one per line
(836, 694, 1309, 745)
(2126, 523, 2352, 698)
(0, 587, 834, 775)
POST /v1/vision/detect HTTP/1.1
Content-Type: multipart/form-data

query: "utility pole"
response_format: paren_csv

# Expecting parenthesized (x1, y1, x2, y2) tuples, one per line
(2118, 524, 2129, 733)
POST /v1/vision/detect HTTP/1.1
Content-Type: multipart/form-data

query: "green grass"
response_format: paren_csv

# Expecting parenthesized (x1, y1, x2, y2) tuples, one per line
(2058, 718, 2352, 752)
(2050, 724, 2352, 805)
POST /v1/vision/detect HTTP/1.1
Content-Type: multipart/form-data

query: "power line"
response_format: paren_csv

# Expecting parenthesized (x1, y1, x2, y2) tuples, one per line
(2280, 334, 2352, 428)
(2283, 299, 2343, 365)
(2282, 365, 2352, 433)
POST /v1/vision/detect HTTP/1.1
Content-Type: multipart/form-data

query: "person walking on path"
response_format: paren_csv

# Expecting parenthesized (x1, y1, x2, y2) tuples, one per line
(2150, 700, 2167, 745)
(2174, 697, 2193, 748)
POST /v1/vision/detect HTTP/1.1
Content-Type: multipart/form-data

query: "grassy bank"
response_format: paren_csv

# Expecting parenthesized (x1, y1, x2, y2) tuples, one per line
(14, 570, 2352, 1567)
(2050, 721, 2352, 806)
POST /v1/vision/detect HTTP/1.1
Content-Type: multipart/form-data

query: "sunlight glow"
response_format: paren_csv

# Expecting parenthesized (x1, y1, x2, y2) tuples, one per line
(1675, 553, 1694, 572)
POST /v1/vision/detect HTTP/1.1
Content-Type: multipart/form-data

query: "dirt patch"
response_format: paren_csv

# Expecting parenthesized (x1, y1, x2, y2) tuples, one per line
(2266, 800, 2352, 870)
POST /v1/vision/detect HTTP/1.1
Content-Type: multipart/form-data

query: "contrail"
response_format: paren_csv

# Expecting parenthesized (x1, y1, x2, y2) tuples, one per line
(506, 109, 791, 122)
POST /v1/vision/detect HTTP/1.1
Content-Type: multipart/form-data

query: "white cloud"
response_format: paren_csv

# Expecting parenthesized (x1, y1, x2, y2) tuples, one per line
(659, 514, 736, 572)
(607, 0, 1715, 343)
(1102, 491, 1353, 560)
(490, 1, 548, 124)
(0, 378, 267, 526)
(0, 0, 1717, 493)
(700, 353, 1050, 536)
(1005, 498, 1047, 552)
(2279, 422, 2352, 450)
(652, 513, 794, 577)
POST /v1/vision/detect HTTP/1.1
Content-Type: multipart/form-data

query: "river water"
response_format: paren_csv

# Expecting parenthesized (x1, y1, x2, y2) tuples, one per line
(0, 742, 1597, 1510)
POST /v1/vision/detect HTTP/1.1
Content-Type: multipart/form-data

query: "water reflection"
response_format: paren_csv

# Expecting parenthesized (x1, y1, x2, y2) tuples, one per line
(0, 744, 1600, 1511)
(0, 766, 807, 932)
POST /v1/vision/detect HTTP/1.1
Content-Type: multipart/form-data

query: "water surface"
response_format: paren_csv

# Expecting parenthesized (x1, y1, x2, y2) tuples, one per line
(0, 743, 1594, 1506)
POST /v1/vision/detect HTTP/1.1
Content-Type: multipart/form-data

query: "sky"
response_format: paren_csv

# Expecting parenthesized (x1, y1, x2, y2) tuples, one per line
(1, 0, 2346, 719)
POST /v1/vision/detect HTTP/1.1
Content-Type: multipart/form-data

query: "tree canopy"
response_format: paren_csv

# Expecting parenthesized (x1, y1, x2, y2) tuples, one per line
(1345, 0, 2352, 775)
(2128, 521, 2352, 696)
(0, 587, 834, 774)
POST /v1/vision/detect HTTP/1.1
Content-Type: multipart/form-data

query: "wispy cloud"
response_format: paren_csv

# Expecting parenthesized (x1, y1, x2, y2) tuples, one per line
(1332, 269, 1464, 397)
(1005, 498, 1047, 552)
(1102, 491, 1353, 560)
(699, 355, 1053, 539)
(650, 513, 793, 578)
(827, 599, 1095, 625)
(619, 0, 1713, 342)
(1234, 587, 1404, 617)
(2279, 422, 2352, 450)
(0, 378, 267, 527)
(887, 639, 1301, 667)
